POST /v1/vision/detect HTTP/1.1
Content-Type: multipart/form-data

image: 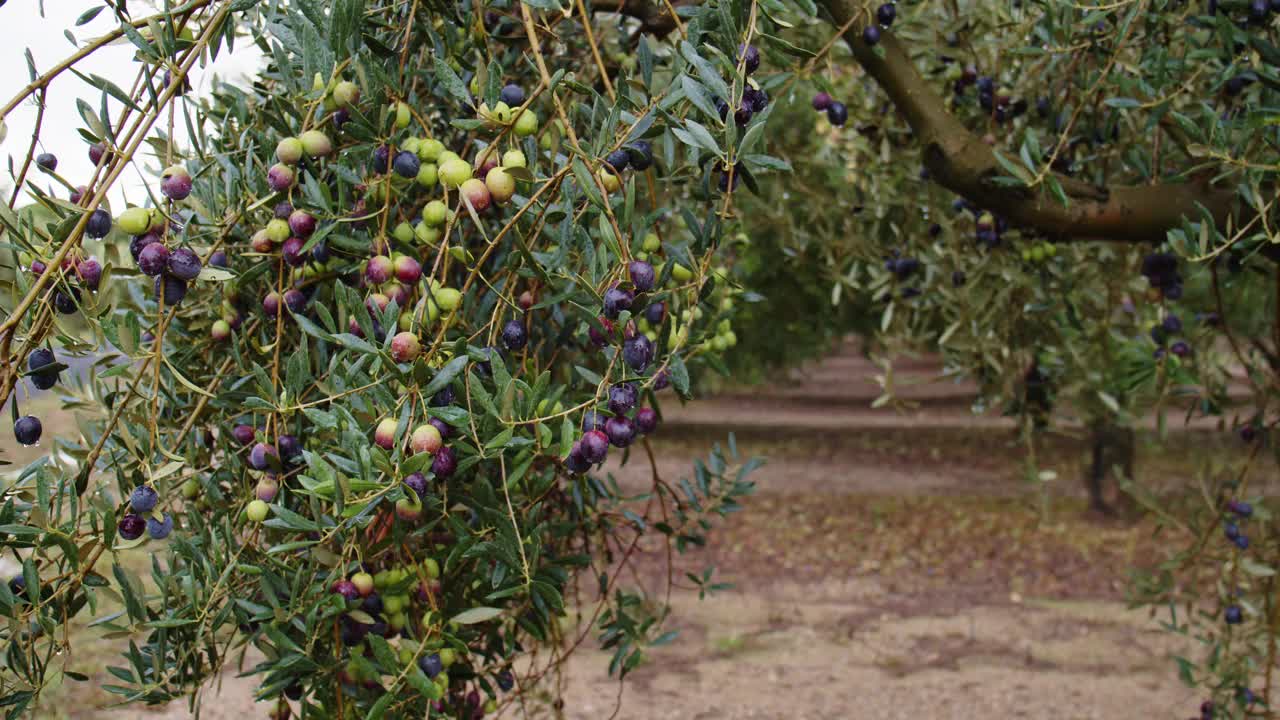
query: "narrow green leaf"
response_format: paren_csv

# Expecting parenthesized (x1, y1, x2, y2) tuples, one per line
(452, 606, 503, 624)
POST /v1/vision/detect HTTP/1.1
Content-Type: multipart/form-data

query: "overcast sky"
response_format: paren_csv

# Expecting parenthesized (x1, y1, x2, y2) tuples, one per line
(0, 2, 264, 207)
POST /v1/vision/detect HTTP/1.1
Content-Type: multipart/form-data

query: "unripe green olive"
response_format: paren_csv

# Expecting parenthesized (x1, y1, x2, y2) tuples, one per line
(265, 219, 290, 243)
(434, 287, 462, 312)
(502, 149, 527, 169)
(246, 499, 270, 522)
(276, 137, 303, 165)
(333, 80, 360, 108)
(514, 109, 539, 137)
(597, 168, 621, 194)
(422, 200, 449, 227)
(418, 138, 445, 162)
(438, 158, 472, 189)
(299, 130, 332, 157)
(415, 222, 442, 246)
(118, 207, 153, 235)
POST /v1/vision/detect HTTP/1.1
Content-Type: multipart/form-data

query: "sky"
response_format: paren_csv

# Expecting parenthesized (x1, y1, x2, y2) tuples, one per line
(0, 1, 264, 207)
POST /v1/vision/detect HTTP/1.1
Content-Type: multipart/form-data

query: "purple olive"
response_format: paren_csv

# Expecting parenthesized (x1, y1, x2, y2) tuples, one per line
(154, 275, 187, 305)
(283, 288, 307, 313)
(130, 232, 161, 261)
(608, 383, 638, 415)
(502, 320, 528, 350)
(738, 44, 760, 74)
(602, 287, 634, 319)
(137, 243, 170, 276)
(431, 446, 457, 478)
(166, 247, 202, 280)
(248, 442, 277, 470)
(582, 410, 606, 433)
(635, 407, 658, 434)
(232, 424, 256, 445)
(146, 513, 174, 540)
(629, 261, 655, 293)
(623, 334, 653, 372)
(161, 172, 193, 201)
(644, 302, 665, 326)
(118, 514, 146, 540)
(604, 416, 637, 448)
(282, 237, 307, 267)
(427, 418, 452, 442)
(580, 430, 609, 463)
(565, 445, 590, 474)
(278, 435, 302, 463)
(77, 258, 102, 290)
(289, 210, 317, 237)
(404, 472, 428, 497)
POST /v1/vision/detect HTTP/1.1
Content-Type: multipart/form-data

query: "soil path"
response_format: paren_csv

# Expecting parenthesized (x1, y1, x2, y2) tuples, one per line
(561, 586, 1192, 720)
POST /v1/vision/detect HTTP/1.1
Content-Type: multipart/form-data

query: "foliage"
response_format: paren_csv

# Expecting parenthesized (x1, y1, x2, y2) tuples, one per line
(727, 2, 1280, 716)
(0, 0, 773, 716)
(3, 0, 1280, 718)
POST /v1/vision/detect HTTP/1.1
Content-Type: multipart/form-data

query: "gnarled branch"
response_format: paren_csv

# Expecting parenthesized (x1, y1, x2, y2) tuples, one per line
(818, 0, 1239, 243)
(605, 0, 1238, 242)
(612, 0, 691, 37)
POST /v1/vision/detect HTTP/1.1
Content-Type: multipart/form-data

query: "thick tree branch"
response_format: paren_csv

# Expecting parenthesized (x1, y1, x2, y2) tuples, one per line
(612, 0, 691, 37)
(817, 0, 1238, 243)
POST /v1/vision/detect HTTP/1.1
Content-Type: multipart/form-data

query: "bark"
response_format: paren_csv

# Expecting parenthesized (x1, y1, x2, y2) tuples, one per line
(816, 0, 1242, 243)
(1085, 421, 1136, 517)
(603, 0, 1245, 241)
(613, 0, 691, 37)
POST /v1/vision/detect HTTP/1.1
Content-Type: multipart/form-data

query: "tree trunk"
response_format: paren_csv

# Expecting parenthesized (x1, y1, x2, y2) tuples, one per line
(1085, 421, 1136, 517)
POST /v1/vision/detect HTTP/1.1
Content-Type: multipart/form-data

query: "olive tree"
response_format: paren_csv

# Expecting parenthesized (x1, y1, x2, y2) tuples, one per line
(0, 0, 1276, 718)
(732, 2, 1280, 714)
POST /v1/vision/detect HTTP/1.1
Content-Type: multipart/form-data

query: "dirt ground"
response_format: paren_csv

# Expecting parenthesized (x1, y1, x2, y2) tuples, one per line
(19, 346, 1247, 720)
(560, 588, 1194, 720)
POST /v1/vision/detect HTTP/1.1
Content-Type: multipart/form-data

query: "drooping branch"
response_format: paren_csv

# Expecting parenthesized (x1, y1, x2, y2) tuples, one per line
(816, 0, 1239, 244)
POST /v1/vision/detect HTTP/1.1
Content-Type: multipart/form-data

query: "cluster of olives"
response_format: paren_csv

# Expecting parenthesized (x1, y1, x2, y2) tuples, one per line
(1140, 252, 1184, 301)
(16, 150, 120, 320)
(1019, 240, 1058, 264)
(326, 563, 507, 716)
(120, 203, 204, 305)
(949, 201, 1010, 250)
(117, 485, 174, 544)
(566, 380, 661, 473)
(1149, 312, 1193, 360)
